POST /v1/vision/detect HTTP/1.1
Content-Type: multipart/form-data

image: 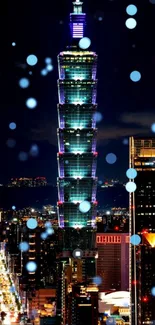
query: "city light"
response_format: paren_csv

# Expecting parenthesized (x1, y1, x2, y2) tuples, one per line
(79, 37, 91, 49)
(19, 241, 30, 252)
(126, 168, 137, 179)
(79, 201, 91, 213)
(125, 181, 137, 192)
(29, 144, 39, 157)
(6, 138, 16, 148)
(40, 232, 48, 240)
(93, 112, 103, 123)
(19, 78, 30, 88)
(130, 70, 141, 82)
(105, 153, 117, 164)
(46, 227, 54, 235)
(126, 4, 137, 16)
(9, 122, 16, 130)
(26, 218, 38, 229)
(151, 123, 155, 132)
(45, 57, 52, 64)
(26, 261, 37, 272)
(125, 18, 137, 29)
(130, 234, 141, 245)
(26, 97, 37, 109)
(18, 151, 28, 161)
(46, 64, 54, 71)
(41, 68, 48, 76)
(26, 54, 38, 66)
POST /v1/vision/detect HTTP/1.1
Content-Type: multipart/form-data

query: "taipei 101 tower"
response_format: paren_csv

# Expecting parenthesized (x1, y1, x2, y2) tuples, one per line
(56, 1, 99, 324)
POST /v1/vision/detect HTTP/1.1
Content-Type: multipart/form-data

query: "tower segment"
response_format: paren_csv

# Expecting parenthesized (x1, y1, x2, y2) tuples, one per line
(56, 2, 98, 324)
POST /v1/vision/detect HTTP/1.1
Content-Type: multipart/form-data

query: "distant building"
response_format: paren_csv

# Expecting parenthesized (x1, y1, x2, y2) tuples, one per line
(4, 213, 57, 319)
(129, 137, 155, 325)
(67, 283, 98, 325)
(8, 177, 47, 187)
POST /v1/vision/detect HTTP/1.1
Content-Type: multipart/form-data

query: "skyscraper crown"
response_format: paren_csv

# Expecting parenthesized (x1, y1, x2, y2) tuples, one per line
(70, 0, 86, 39)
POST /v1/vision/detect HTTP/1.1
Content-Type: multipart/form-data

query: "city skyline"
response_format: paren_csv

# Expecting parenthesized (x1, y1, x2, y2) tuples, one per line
(1, 0, 155, 184)
(1, 1, 155, 325)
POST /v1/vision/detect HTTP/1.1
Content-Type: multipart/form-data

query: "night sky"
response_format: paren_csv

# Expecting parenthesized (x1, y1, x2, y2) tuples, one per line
(1, 0, 155, 184)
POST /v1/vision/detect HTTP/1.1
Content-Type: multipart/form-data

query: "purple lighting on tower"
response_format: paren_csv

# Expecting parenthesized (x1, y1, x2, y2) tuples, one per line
(73, 23, 83, 38)
(70, 1, 86, 39)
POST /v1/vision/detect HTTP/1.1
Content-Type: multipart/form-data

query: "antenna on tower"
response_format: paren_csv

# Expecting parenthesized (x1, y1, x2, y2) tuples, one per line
(72, 0, 83, 13)
(70, 0, 86, 39)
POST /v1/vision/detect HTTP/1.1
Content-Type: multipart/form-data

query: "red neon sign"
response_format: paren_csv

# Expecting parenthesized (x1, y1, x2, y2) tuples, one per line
(96, 235, 121, 244)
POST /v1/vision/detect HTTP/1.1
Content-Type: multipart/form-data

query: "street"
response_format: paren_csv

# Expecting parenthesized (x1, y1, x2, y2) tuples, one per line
(0, 252, 21, 325)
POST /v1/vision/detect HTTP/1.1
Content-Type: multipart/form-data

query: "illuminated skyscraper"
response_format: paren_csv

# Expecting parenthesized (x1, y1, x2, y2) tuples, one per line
(129, 137, 155, 325)
(56, 1, 98, 324)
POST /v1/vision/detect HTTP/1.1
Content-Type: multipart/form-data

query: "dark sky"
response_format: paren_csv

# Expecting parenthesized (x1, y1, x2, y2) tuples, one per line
(1, 0, 155, 184)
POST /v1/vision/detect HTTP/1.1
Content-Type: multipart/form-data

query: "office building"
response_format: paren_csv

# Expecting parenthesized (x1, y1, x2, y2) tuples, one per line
(129, 137, 155, 325)
(96, 233, 129, 292)
(56, 0, 98, 324)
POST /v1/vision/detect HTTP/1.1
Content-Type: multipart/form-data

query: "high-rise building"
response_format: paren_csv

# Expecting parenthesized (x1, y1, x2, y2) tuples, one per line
(96, 233, 129, 292)
(129, 137, 155, 325)
(56, 1, 98, 324)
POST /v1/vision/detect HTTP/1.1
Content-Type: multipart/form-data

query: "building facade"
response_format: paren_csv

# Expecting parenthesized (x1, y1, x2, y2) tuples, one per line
(96, 233, 129, 292)
(129, 137, 155, 325)
(56, 1, 98, 324)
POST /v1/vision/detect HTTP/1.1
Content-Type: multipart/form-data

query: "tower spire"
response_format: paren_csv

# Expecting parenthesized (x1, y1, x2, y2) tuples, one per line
(70, 0, 86, 39)
(72, 0, 83, 14)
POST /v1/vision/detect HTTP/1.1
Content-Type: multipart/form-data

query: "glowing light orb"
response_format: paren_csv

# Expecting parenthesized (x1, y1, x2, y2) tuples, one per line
(123, 138, 129, 145)
(29, 144, 39, 157)
(46, 227, 54, 235)
(9, 122, 16, 130)
(9, 286, 16, 293)
(126, 168, 137, 179)
(93, 112, 103, 123)
(45, 57, 52, 64)
(19, 242, 29, 252)
(151, 123, 155, 132)
(79, 201, 91, 213)
(41, 69, 48, 76)
(125, 181, 137, 192)
(26, 261, 37, 272)
(26, 218, 38, 229)
(73, 248, 83, 259)
(79, 37, 91, 49)
(46, 64, 54, 71)
(106, 318, 116, 325)
(98, 17, 103, 21)
(18, 151, 28, 161)
(130, 234, 141, 245)
(126, 4, 137, 16)
(6, 138, 16, 148)
(125, 18, 137, 29)
(19, 78, 30, 89)
(65, 160, 69, 164)
(151, 287, 155, 296)
(12, 42, 16, 46)
(45, 221, 52, 228)
(41, 232, 48, 240)
(26, 97, 37, 109)
(105, 153, 117, 164)
(130, 70, 141, 82)
(12, 205, 16, 210)
(26, 54, 38, 66)
(92, 276, 102, 285)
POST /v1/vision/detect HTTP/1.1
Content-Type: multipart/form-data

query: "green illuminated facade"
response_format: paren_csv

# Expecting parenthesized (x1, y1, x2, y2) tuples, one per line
(56, 1, 99, 324)
(57, 15, 98, 231)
